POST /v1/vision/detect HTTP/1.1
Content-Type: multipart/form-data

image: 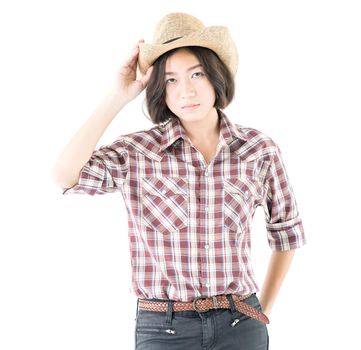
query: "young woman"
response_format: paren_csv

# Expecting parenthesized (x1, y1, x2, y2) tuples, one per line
(52, 12, 306, 350)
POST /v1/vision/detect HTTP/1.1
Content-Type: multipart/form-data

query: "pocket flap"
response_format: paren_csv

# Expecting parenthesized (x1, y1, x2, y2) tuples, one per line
(224, 176, 261, 199)
(142, 176, 188, 197)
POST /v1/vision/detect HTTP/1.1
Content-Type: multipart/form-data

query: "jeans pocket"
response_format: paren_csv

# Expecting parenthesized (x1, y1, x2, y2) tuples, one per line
(136, 323, 177, 335)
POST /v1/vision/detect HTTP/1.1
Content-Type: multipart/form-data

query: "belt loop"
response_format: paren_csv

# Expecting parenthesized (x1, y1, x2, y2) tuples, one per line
(226, 294, 238, 314)
(165, 300, 174, 325)
(226, 294, 241, 327)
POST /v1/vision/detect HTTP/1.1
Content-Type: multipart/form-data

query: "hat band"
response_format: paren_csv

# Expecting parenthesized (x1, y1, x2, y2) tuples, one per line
(162, 36, 183, 44)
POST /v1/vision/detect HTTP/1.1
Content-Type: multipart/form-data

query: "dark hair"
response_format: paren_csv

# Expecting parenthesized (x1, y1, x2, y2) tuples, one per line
(143, 46, 235, 125)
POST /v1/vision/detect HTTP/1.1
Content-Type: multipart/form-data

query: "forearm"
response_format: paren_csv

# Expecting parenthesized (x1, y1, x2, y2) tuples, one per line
(259, 249, 296, 316)
(51, 91, 128, 188)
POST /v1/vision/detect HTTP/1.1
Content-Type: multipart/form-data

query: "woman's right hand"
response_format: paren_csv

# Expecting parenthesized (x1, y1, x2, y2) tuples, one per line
(110, 39, 154, 103)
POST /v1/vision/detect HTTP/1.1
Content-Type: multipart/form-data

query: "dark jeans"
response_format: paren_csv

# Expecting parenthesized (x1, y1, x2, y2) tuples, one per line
(134, 293, 269, 350)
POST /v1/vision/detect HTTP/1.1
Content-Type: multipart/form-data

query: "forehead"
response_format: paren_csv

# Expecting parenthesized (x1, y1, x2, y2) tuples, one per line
(165, 49, 200, 71)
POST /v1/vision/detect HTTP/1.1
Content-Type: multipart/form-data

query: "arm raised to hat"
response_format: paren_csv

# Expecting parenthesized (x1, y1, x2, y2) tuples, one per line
(51, 39, 153, 189)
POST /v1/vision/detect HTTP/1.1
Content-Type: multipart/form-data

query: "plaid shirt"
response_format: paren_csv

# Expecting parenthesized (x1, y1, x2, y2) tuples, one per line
(62, 109, 306, 302)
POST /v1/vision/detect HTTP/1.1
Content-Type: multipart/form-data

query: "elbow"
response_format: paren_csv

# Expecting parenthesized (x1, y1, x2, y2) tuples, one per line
(51, 167, 79, 189)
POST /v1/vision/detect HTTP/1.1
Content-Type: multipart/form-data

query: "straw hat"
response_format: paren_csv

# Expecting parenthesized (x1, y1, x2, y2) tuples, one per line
(137, 12, 239, 77)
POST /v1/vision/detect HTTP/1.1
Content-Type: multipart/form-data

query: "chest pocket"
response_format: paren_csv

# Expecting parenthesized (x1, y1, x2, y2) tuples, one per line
(141, 176, 188, 234)
(223, 176, 262, 232)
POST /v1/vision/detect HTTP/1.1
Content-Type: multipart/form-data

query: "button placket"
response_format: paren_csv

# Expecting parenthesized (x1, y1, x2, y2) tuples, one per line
(204, 170, 209, 216)
(201, 168, 211, 294)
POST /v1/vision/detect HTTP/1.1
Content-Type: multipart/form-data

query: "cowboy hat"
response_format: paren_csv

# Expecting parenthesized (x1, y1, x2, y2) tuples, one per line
(137, 12, 239, 77)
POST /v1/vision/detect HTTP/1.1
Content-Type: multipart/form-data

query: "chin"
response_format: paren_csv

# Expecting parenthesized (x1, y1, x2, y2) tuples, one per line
(178, 113, 206, 123)
(178, 107, 213, 121)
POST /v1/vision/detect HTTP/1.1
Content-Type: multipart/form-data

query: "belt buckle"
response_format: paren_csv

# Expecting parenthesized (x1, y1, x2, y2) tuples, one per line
(192, 295, 219, 312)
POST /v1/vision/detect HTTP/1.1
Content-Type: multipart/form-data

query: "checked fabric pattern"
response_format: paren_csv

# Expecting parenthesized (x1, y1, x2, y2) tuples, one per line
(62, 109, 306, 303)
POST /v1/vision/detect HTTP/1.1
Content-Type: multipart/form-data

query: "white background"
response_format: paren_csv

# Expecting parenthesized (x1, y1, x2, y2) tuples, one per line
(1, 0, 360, 349)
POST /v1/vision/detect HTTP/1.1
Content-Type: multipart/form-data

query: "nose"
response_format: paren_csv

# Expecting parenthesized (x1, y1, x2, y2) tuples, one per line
(180, 79, 196, 99)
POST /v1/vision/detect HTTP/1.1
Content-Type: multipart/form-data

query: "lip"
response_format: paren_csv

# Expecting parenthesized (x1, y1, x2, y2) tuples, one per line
(181, 104, 200, 110)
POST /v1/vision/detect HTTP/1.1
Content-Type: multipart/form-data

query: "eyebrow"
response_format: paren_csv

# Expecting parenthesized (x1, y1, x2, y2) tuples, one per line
(165, 64, 203, 76)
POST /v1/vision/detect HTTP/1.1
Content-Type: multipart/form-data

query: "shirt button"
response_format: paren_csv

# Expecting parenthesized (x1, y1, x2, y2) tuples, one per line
(162, 189, 167, 195)
(204, 244, 209, 249)
(205, 206, 209, 212)
(204, 171, 208, 176)
(206, 283, 210, 288)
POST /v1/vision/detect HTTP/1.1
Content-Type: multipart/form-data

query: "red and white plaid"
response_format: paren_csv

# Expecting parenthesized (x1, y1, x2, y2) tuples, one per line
(62, 109, 306, 302)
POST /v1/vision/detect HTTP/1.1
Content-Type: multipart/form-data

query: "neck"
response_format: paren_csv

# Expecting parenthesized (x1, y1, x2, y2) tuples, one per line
(180, 108, 220, 144)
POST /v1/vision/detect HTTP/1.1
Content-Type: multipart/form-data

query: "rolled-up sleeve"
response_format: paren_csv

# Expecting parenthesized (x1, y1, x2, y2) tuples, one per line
(261, 142, 306, 251)
(62, 138, 128, 196)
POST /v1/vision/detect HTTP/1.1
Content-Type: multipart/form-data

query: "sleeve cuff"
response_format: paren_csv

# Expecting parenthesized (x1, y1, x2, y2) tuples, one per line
(61, 164, 108, 196)
(266, 217, 307, 251)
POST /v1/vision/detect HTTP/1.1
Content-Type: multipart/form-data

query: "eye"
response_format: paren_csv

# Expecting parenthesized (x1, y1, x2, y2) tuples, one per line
(165, 78, 177, 84)
(192, 71, 205, 78)
(165, 72, 205, 84)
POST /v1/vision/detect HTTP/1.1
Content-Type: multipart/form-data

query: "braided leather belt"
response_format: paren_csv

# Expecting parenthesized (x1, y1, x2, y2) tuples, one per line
(138, 293, 270, 325)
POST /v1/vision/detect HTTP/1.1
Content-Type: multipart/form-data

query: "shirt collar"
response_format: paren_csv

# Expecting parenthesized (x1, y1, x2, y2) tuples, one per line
(159, 109, 249, 152)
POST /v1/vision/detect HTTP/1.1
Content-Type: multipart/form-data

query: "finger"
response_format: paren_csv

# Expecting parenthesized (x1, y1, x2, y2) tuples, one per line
(125, 40, 145, 68)
(140, 65, 154, 87)
(134, 39, 144, 48)
(118, 40, 144, 71)
(122, 46, 140, 67)
(126, 39, 143, 59)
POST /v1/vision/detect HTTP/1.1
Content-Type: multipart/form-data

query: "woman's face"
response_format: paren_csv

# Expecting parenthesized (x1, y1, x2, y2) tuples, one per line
(164, 48, 216, 123)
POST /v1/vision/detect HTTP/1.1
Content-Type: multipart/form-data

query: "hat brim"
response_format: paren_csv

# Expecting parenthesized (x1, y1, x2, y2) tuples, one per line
(137, 26, 238, 77)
